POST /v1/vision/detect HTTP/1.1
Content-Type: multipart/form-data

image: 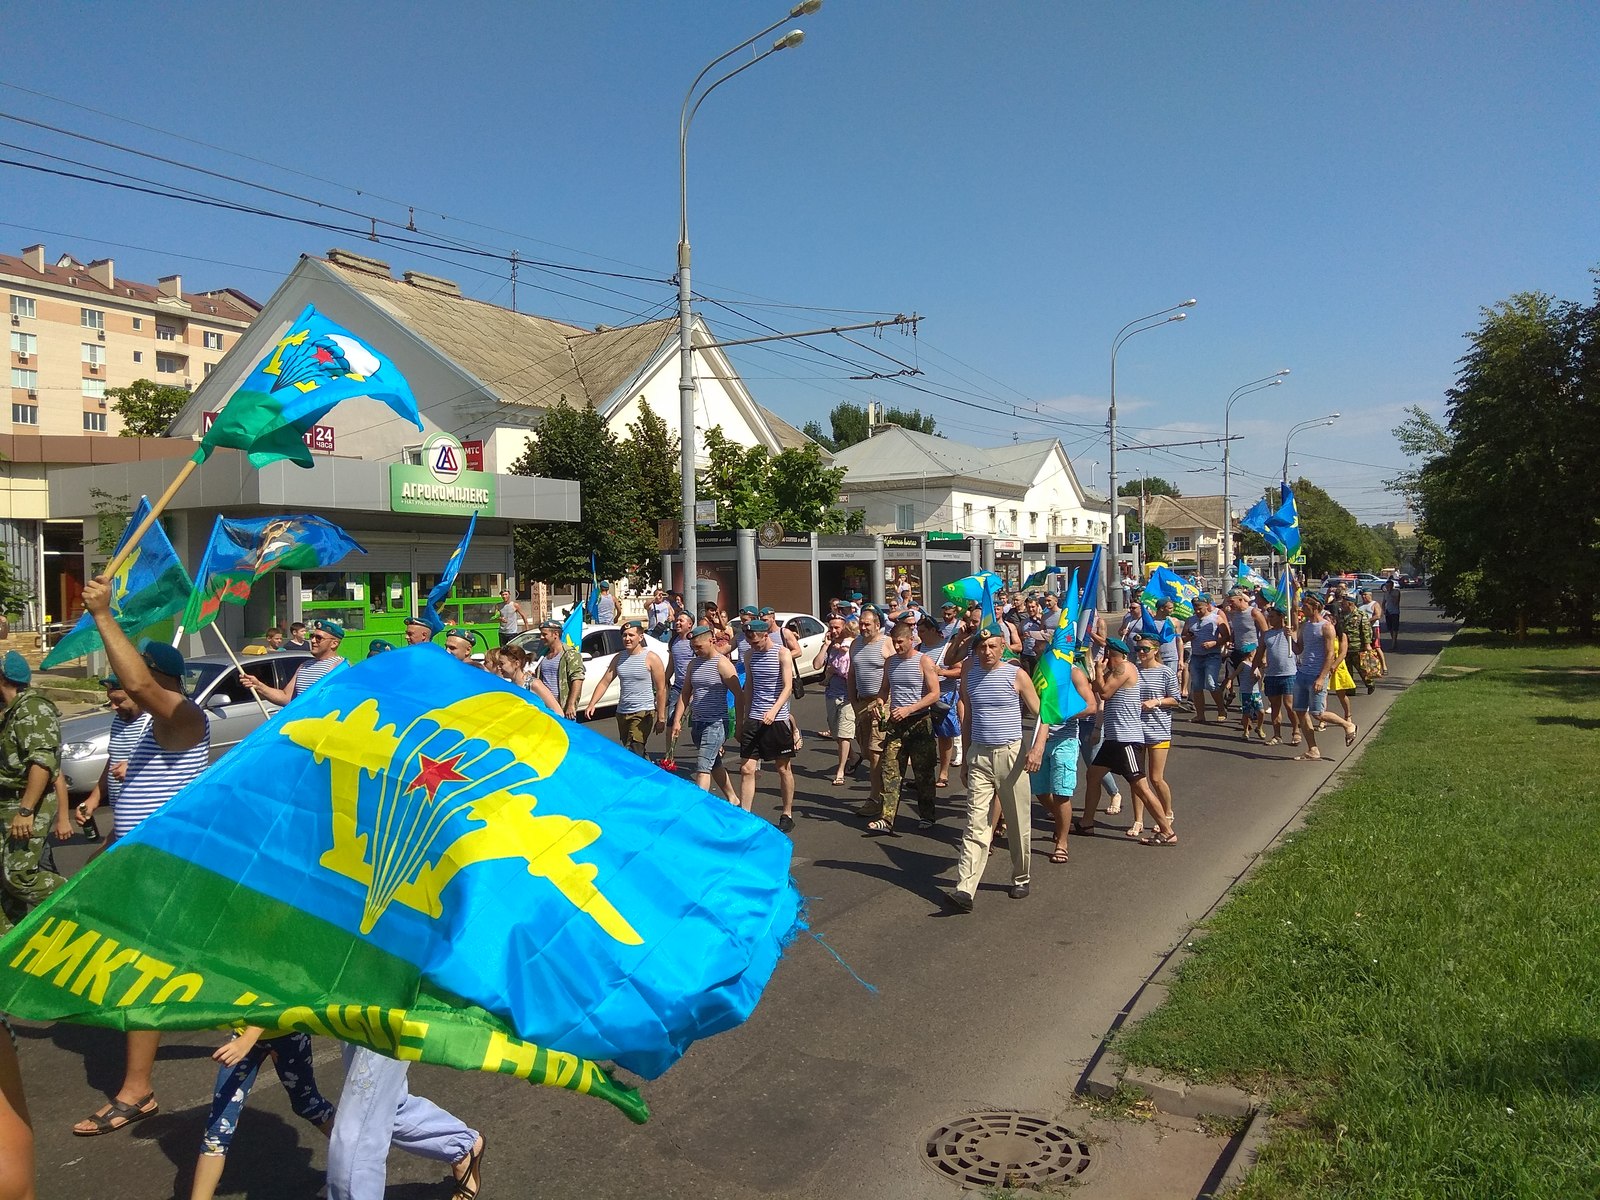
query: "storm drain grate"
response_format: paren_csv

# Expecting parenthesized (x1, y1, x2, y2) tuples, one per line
(923, 1111, 1095, 1189)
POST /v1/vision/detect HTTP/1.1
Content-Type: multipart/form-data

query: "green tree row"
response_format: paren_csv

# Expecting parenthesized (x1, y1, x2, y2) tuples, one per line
(802, 401, 936, 451)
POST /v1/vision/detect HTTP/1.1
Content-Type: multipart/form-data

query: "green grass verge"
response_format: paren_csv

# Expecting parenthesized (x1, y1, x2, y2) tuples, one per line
(1118, 636, 1600, 1199)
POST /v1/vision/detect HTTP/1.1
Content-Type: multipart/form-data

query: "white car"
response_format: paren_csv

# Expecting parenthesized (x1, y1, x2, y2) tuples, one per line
(767, 612, 828, 682)
(505, 623, 669, 715)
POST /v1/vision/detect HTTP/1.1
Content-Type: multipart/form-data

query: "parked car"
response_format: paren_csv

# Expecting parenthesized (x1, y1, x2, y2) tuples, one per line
(504, 624, 669, 715)
(769, 612, 828, 681)
(59, 650, 312, 795)
(1350, 573, 1385, 590)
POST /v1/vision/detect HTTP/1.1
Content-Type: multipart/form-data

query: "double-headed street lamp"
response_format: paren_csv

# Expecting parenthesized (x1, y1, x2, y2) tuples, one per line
(1108, 299, 1195, 607)
(1283, 413, 1340, 482)
(677, 4, 816, 608)
(1221, 370, 1290, 580)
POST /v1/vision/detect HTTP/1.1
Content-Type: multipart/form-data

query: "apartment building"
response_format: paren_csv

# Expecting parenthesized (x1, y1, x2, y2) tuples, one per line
(4, 243, 259, 438)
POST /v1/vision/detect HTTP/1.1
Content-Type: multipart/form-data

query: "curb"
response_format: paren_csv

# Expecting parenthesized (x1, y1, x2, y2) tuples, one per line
(1075, 624, 1458, 1192)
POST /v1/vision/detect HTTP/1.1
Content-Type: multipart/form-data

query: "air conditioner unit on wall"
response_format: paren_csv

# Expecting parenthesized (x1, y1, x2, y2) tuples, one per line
(27, 389, 36, 399)
(16, 354, 26, 363)
(97, 330, 105, 341)
(9, 316, 17, 326)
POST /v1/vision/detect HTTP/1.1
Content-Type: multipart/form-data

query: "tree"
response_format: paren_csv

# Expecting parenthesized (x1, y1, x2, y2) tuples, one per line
(802, 401, 936, 452)
(615, 400, 681, 578)
(108, 379, 191, 437)
(1117, 477, 1181, 499)
(1395, 286, 1600, 635)
(698, 427, 864, 534)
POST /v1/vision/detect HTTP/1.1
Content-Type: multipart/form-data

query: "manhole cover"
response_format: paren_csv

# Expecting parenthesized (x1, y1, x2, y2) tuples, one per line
(923, 1111, 1095, 1189)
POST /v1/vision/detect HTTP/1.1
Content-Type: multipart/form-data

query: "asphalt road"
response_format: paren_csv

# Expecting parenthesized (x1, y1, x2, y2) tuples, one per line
(14, 606, 1454, 1200)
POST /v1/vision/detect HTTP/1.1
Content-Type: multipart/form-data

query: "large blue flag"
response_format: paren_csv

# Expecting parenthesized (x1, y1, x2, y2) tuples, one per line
(423, 513, 477, 634)
(1265, 482, 1302, 558)
(196, 304, 421, 469)
(1033, 570, 1087, 724)
(0, 649, 801, 1123)
(1142, 564, 1201, 618)
(41, 497, 191, 669)
(1239, 495, 1273, 539)
(943, 570, 1006, 637)
(1074, 547, 1103, 668)
(183, 514, 365, 633)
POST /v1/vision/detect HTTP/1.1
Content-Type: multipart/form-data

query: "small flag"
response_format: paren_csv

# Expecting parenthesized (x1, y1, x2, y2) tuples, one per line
(1140, 601, 1178, 644)
(423, 513, 477, 635)
(1276, 565, 1295, 614)
(1020, 565, 1064, 592)
(1239, 496, 1273, 538)
(1142, 564, 1201, 619)
(943, 571, 1005, 637)
(195, 304, 421, 469)
(41, 498, 191, 669)
(0, 651, 802, 1123)
(1265, 483, 1302, 558)
(1033, 570, 1087, 725)
(584, 554, 601, 624)
(183, 515, 365, 633)
(561, 601, 584, 651)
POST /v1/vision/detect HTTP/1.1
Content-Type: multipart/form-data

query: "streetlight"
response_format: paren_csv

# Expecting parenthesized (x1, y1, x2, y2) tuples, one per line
(1221, 369, 1290, 580)
(1283, 413, 1339, 481)
(1108, 299, 1195, 608)
(677, 4, 816, 609)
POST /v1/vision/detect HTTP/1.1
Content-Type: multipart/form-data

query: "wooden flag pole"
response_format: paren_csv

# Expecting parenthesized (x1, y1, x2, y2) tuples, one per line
(102, 455, 201, 580)
(205, 623, 275, 721)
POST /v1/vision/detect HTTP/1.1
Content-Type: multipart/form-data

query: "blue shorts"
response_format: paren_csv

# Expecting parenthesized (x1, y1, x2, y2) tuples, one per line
(1029, 726, 1080, 796)
(1264, 674, 1293, 698)
(1291, 676, 1327, 715)
(1191, 656, 1222, 692)
(691, 717, 727, 774)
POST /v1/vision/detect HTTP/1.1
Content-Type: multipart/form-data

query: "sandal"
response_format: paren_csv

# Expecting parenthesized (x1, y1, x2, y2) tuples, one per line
(831, 775, 846, 786)
(452, 1135, 487, 1199)
(1294, 749, 1323, 761)
(864, 819, 896, 836)
(73, 1093, 158, 1136)
(1049, 847, 1069, 864)
(1070, 818, 1096, 836)
(1141, 830, 1179, 846)
(1345, 722, 1358, 748)
(1124, 824, 1145, 839)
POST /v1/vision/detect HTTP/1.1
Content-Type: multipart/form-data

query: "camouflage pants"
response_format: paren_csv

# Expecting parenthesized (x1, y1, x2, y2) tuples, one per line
(1, 791, 64, 933)
(878, 716, 937, 826)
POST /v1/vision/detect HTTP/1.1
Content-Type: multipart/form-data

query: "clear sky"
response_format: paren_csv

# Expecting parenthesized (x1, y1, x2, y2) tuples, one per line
(5, 2, 1596, 521)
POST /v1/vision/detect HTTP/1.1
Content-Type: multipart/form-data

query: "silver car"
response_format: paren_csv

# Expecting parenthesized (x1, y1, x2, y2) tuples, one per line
(58, 651, 311, 795)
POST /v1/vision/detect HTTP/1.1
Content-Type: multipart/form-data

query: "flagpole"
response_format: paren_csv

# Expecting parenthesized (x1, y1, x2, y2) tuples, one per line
(206, 623, 275, 720)
(103, 455, 201, 580)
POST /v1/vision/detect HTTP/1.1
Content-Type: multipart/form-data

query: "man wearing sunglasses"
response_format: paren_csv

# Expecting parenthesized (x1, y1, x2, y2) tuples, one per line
(242, 619, 348, 706)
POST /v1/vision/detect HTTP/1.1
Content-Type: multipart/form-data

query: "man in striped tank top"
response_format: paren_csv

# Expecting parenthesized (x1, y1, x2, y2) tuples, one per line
(736, 620, 797, 833)
(660, 610, 697, 769)
(70, 674, 148, 844)
(586, 621, 666, 756)
(948, 628, 1049, 910)
(242, 618, 348, 706)
(866, 618, 942, 834)
(71, 574, 209, 1138)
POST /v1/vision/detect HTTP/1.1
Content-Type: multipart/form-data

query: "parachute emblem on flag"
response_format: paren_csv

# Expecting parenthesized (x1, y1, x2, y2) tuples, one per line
(283, 690, 643, 945)
(263, 329, 381, 394)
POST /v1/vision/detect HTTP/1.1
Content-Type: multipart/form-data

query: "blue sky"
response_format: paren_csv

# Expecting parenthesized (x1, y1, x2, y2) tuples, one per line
(5, 2, 1596, 521)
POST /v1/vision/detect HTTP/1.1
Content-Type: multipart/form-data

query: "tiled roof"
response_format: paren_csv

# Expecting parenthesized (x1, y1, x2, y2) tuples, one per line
(1145, 494, 1229, 531)
(0, 252, 259, 322)
(833, 425, 1066, 490)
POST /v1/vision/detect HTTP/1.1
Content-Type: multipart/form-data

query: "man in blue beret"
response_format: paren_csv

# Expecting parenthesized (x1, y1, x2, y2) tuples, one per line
(242, 617, 348, 705)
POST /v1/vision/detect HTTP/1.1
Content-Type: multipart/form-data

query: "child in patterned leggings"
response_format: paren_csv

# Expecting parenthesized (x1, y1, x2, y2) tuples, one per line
(188, 1028, 335, 1200)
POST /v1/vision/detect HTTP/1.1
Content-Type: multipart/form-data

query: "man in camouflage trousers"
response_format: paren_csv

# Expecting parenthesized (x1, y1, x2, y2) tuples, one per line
(0, 649, 63, 932)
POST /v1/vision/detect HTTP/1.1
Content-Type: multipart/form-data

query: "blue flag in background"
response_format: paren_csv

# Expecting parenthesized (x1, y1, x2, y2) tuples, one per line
(1276, 565, 1295, 614)
(423, 513, 477, 634)
(1265, 483, 1302, 557)
(584, 553, 601, 623)
(1239, 496, 1273, 538)
(1074, 547, 1102, 669)
(1142, 564, 1201, 619)
(561, 601, 584, 651)
(943, 571, 1006, 637)
(76, 648, 802, 1108)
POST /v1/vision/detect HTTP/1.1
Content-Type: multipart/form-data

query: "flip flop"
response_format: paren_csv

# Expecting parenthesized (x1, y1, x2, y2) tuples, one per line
(73, 1093, 158, 1136)
(864, 819, 896, 836)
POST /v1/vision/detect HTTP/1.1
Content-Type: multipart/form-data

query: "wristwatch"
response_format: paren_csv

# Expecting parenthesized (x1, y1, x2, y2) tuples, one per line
(17, 806, 34, 817)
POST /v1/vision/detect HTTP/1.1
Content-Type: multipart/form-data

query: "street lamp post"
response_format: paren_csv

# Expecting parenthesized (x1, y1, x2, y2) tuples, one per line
(678, 4, 816, 609)
(1221, 370, 1289, 581)
(1108, 300, 1195, 608)
(1283, 414, 1340, 482)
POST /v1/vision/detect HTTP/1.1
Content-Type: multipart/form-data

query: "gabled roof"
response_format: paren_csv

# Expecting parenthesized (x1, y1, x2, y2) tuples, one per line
(984, 438, 1066, 487)
(832, 424, 1004, 482)
(1145, 493, 1229, 531)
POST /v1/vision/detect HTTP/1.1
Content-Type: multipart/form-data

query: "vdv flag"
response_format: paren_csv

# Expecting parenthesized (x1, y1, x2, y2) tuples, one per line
(41, 498, 191, 669)
(1239, 496, 1274, 539)
(423, 513, 477, 635)
(584, 554, 601, 624)
(1265, 483, 1302, 558)
(1235, 560, 1273, 595)
(561, 601, 584, 651)
(195, 304, 422, 469)
(1276, 565, 1295, 614)
(1074, 547, 1103, 668)
(183, 515, 366, 633)
(1140, 602, 1178, 644)
(0, 650, 802, 1123)
(943, 571, 1005, 637)
(1020, 565, 1064, 592)
(1033, 569, 1087, 725)
(1142, 564, 1202, 618)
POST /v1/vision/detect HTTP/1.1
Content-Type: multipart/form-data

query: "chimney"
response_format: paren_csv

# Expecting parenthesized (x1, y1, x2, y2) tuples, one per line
(88, 258, 115, 289)
(21, 244, 44, 272)
(401, 270, 461, 298)
(158, 274, 183, 299)
(325, 248, 393, 278)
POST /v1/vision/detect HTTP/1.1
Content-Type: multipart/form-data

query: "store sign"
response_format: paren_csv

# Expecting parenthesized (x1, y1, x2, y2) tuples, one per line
(463, 439, 484, 471)
(1054, 542, 1094, 555)
(926, 531, 963, 542)
(203, 410, 334, 453)
(882, 534, 921, 550)
(389, 432, 497, 516)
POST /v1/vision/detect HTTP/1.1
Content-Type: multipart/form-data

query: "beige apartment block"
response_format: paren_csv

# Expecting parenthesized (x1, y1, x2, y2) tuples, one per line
(4, 243, 259, 438)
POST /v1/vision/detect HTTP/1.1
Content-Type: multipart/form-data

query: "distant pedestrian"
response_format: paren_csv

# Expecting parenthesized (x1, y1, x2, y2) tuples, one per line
(1031, 660, 1096, 865)
(814, 616, 861, 786)
(736, 620, 797, 832)
(866, 619, 941, 834)
(1292, 594, 1356, 760)
(1380, 577, 1402, 650)
(847, 607, 890, 819)
(1075, 638, 1175, 845)
(595, 581, 617, 626)
(671, 626, 739, 803)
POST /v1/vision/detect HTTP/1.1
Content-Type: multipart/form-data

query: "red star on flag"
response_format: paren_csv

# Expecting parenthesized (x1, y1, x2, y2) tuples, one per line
(404, 752, 469, 802)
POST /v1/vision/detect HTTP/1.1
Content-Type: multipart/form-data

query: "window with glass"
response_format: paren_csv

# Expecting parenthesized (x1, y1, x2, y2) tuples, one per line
(82, 343, 106, 366)
(132, 350, 143, 363)
(203, 331, 223, 350)
(156, 325, 178, 341)
(80, 308, 104, 330)
(82, 378, 106, 399)
(10, 368, 37, 390)
(1171, 536, 1192, 552)
(9, 332, 35, 356)
(83, 411, 107, 432)
(12, 404, 37, 425)
(416, 570, 505, 627)
(9, 296, 35, 319)
(204, 362, 215, 376)
(132, 317, 143, 331)
(156, 353, 186, 374)
(299, 572, 369, 631)
(895, 503, 914, 531)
